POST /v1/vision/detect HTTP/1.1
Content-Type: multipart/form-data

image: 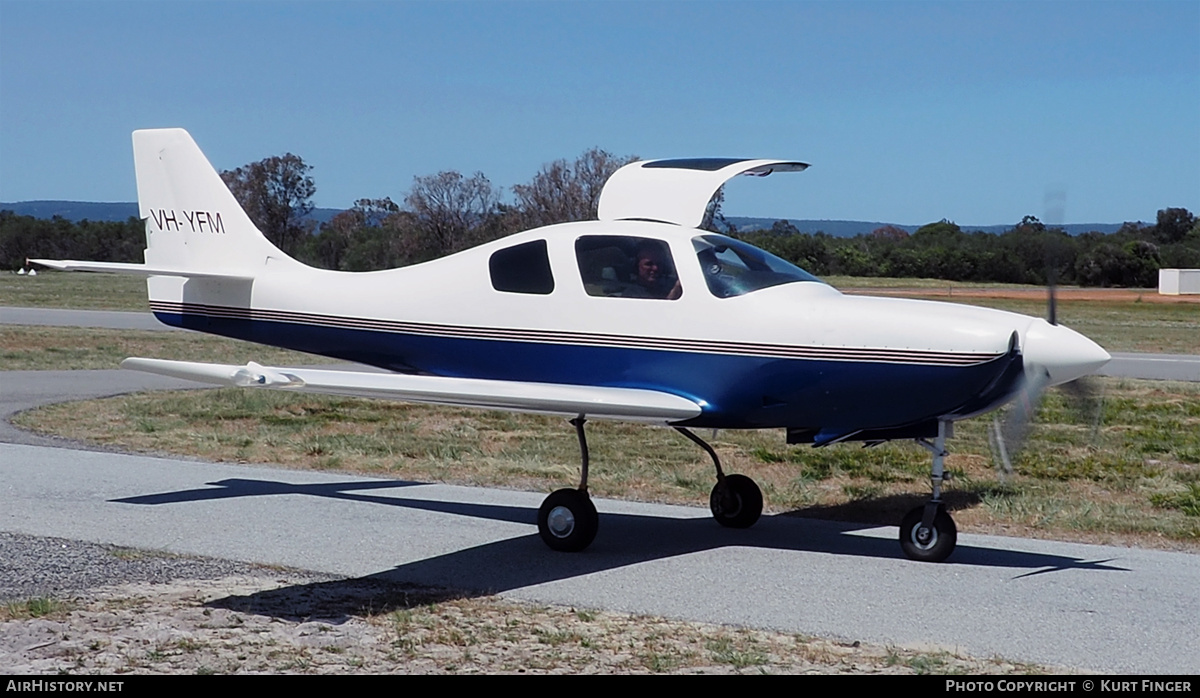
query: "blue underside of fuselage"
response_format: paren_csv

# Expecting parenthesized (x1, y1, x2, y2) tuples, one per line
(154, 312, 1017, 432)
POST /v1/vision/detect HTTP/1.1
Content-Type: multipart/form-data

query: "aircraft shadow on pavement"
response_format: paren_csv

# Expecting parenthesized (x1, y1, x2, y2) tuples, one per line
(114, 477, 432, 506)
(115, 475, 1130, 609)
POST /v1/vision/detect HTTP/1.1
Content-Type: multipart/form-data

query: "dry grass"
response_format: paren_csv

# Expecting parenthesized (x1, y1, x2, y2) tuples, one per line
(2, 574, 1056, 674)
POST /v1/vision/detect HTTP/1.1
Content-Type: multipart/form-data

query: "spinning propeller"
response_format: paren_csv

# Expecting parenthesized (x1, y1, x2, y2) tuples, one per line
(990, 209, 1108, 477)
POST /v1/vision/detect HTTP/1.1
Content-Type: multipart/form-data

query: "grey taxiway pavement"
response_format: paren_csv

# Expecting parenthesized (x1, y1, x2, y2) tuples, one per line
(2, 306, 1199, 673)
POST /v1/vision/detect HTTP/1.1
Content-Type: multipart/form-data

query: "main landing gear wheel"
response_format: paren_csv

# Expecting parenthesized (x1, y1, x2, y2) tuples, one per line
(710, 474, 763, 529)
(899, 505, 957, 562)
(538, 488, 599, 552)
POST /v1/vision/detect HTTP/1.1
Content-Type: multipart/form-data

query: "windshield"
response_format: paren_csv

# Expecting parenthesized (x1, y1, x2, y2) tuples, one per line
(692, 234, 824, 298)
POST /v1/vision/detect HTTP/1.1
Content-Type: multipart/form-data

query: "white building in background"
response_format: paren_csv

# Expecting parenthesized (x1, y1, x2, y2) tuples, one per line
(1158, 269, 1200, 295)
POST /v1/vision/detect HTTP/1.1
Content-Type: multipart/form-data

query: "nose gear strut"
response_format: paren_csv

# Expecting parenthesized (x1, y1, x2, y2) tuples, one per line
(899, 420, 958, 562)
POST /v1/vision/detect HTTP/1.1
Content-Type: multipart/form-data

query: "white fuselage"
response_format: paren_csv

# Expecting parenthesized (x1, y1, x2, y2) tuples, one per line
(145, 220, 1108, 435)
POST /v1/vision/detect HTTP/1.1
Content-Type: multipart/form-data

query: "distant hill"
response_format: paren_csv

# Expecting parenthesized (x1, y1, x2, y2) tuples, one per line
(2, 201, 1125, 236)
(1, 201, 140, 222)
(725, 217, 1124, 237)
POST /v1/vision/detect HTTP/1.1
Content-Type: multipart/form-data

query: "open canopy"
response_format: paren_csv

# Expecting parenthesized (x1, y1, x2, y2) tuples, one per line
(597, 158, 809, 228)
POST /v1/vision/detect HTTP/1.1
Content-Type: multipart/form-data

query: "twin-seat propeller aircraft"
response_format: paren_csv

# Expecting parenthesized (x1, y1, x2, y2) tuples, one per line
(35, 129, 1111, 562)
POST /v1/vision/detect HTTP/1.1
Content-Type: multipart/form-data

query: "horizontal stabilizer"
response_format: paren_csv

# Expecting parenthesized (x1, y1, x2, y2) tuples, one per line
(29, 259, 253, 280)
(121, 358, 703, 423)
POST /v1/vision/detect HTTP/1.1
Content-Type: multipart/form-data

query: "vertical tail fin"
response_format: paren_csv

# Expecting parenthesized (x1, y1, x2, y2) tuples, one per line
(134, 128, 304, 273)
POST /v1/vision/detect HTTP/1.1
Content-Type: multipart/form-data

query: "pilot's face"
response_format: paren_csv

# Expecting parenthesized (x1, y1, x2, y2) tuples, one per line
(637, 252, 664, 284)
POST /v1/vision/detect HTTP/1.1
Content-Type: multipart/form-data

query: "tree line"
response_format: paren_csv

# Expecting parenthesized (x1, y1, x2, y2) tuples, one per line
(740, 211, 1199, 288)
(3, 148, 1197, 288)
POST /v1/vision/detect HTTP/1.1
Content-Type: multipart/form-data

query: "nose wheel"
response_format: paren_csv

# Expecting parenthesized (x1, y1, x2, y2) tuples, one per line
(899, 504, 957, 562)
(901, 420, 958, 562)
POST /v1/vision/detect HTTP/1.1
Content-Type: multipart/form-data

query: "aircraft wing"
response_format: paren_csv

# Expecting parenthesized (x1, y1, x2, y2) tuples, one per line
(597, 158, 809, 228)
(121, 358, 703, 423)
(28, 259, 252, 280)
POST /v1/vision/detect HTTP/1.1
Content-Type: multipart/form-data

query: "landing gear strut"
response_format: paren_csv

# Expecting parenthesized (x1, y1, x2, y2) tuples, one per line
(899, 420, 958, 562)
(535, 420, 765, 552)
(536, 417, 599, 552)
(676, 427, 763, 529)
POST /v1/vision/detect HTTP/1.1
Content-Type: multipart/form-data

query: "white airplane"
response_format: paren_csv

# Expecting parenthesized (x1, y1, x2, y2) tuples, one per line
(34, 129, 1111, 562)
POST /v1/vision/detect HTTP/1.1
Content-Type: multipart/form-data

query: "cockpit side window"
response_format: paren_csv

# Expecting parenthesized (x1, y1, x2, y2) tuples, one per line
(693, 234, 824, 298)
(575, 236, 682, 300)
(489, 239, 554, 294)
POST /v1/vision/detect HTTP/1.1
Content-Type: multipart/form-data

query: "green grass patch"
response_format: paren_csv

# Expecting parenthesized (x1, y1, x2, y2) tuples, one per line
(3, 597, 71, 619)
(0, 325, 332, 370)
(1151, 484, 1200, 517)
(1, 271, 149, 310)
(706, 635, 769, 668)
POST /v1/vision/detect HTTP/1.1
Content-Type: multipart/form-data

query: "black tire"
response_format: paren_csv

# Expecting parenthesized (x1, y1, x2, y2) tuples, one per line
(709, 474, 763, 529)
(537, 488, 599, 552)
(899, 505, 957, 562)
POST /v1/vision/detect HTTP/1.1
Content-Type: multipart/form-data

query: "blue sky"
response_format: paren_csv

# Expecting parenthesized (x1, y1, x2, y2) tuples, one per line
(1, 0, 1197, 226)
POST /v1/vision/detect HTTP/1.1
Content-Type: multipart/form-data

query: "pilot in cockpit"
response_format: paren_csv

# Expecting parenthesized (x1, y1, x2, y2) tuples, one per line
(629, 242, 682, 300)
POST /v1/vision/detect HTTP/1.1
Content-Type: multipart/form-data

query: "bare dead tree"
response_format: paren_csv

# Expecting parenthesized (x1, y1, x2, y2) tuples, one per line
(220, 153, 315, 255)
(512, 148, 637, 229)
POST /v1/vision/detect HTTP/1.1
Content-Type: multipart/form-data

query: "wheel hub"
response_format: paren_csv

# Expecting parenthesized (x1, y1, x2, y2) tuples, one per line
(547, 506, 576, 538)
(912, 525, 937, 549)
(719, 491, 742, 517)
